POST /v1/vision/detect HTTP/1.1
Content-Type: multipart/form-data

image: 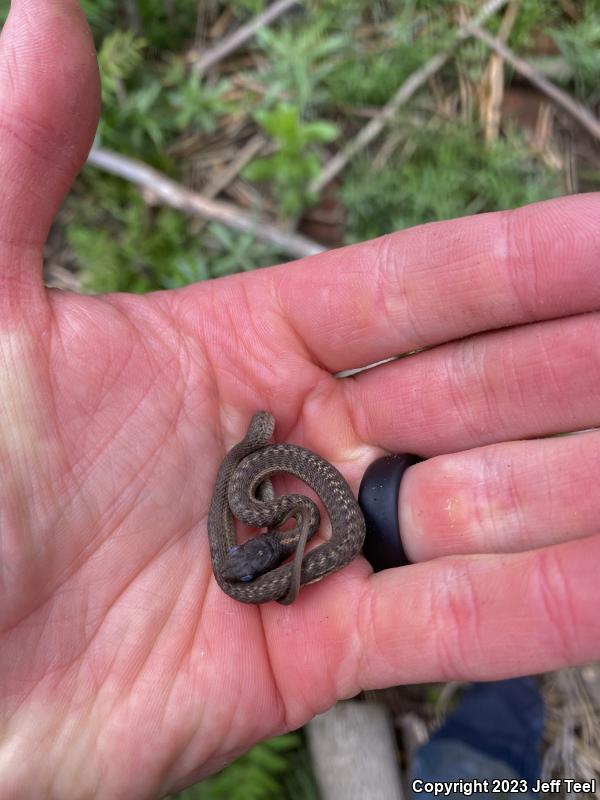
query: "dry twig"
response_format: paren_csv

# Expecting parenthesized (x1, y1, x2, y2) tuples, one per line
(201, 133, 267, 200)
(542, 668, 600, 789)
(479, 0, 521, 143)
(468, 23, 600, 141)
(86, 148, 324, 259)
(310, 0, 509, 195)
(191, 0, 300, 76)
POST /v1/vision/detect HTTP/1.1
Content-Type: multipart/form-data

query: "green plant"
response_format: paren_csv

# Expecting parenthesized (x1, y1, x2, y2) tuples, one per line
(78, 0, 119, 39)
(164, 57, 234, 133)
(489, 0, 562, 49)
(255, 16, 349, 112)
(96, 29, 166, 154)
(66, 171, 282, 293)
(244, 103, 338, 218)
(168, 733, 318, 800)
(341, 121, 563, 241)
(548, 1, 600, 98)
(232, 0, 267, 14)
(190, 223, 283, 281)
(324, 39, 434, 107)
(98, 29, 147, 101)
(96, 33, 233, 158)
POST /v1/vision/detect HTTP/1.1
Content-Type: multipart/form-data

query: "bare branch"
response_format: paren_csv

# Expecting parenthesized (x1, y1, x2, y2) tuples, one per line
(310, 0, 509, 195)
(201, 134, 267, 200)
(192, 0, 299, 76)
(468, 23, 600, 141)
(86, 148, 324, 259)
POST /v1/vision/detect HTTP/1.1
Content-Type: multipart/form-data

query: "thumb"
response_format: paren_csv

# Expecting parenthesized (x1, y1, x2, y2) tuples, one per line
(0, 0, 100, 255)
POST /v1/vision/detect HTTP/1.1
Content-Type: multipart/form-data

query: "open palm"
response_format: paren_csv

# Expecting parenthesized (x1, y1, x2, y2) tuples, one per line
(2, 3, 600, 798)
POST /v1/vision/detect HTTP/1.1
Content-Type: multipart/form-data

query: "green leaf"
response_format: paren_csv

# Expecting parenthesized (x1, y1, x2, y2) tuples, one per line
(98, 30, 146, 100)
(301, 121, 339, 143)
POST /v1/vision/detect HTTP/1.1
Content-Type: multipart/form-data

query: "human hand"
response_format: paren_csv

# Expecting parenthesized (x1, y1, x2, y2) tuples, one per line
(1, 2, 599, 798)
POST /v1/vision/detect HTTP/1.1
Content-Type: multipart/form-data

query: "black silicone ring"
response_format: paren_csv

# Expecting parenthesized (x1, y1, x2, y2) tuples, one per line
(358, 454, 422, 572)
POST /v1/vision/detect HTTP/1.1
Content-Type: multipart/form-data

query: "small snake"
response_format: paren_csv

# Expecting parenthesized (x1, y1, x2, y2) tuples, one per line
(208, 411, 366, 604)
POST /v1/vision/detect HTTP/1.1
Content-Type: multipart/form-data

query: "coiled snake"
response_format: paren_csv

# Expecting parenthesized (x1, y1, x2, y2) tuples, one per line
(208, 411, 366, 604)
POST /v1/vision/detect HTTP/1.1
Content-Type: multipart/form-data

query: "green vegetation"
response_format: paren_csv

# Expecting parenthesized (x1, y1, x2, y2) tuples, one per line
(244, 103, 339, 218)
(168, 733, 318, 800)
(67, 171, 282, 292)
(0, 0, 592, 293)
(341, 122, 559, 240)
(549, 1, 600, 98)
(96, 29, 235, 158)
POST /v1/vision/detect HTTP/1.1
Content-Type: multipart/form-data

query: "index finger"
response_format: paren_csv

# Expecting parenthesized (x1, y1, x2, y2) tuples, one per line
(268, 193, 600, 373)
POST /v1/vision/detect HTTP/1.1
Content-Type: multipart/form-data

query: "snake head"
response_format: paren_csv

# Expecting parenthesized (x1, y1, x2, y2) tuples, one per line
(220, 533, 284, 583)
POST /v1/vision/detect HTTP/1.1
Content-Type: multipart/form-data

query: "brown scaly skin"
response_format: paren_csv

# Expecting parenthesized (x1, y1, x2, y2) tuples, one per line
(208, 411, 365, 604)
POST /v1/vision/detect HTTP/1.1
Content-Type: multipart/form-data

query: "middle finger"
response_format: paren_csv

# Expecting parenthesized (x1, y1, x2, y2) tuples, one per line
(347, 311, 600, 455)
(399, 429, 600, 560)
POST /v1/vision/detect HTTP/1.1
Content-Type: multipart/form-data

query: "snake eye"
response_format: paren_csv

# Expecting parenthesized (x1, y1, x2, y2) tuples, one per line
(240, 575, 254, 583)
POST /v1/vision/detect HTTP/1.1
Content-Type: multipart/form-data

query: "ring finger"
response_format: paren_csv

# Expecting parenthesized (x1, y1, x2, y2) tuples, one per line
(399, 427, 600, 561)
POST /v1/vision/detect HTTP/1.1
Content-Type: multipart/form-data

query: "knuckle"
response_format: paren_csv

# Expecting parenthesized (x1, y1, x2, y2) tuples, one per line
(533, 548, 580, 664)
